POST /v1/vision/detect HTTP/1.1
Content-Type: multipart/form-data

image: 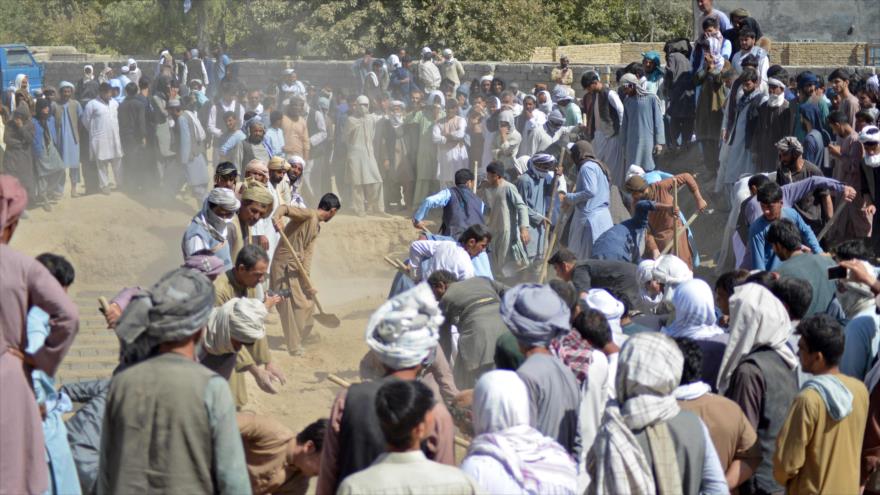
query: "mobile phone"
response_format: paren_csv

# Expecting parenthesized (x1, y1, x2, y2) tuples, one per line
(828, 266, 848, 280)
(269, 289, 292, 298)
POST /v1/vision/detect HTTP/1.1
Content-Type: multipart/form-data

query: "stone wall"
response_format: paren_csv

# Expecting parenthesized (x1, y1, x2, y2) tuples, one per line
(43, 58, 877, 98)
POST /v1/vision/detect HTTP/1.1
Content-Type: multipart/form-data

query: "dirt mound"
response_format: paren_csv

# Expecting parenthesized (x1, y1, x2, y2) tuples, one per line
(13, 192, 419, 289)
(13, 193, 194, 287)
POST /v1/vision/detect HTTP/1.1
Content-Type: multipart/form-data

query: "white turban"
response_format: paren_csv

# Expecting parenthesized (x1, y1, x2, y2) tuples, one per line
(626, 164, 646, 181)
(206, 187, 240, 212)
(637, 259, 661, 307)
(653, 255, 693, 285)
(582, 289, 626, 345)
(653, 255, 693, 303)
(365, 283, 442, 370)
(204, 298, 267, 355)
(767, 77, 785, 89)
(480, 75, 494, 83)
(356, 95, 370, 106)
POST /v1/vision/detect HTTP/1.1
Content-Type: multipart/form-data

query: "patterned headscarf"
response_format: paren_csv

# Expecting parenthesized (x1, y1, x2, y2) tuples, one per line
(588, 333, 684, 495)
(469, 370, 578, 494)
(365, 283, 443, 370)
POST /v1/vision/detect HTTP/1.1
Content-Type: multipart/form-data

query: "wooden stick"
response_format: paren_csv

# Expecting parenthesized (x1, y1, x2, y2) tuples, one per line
(538, 150, 566, 284)
(540, 181, 577, 284)
(672, 184, 680, 258)
(325, 373, 472, 448)
(661, 212, 699, 255)
(817, 201, 847, 241)
(97, 296, 110, 316)
(472, 160, 479, 194)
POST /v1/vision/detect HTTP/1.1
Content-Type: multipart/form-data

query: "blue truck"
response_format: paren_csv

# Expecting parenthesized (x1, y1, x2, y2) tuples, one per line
(0, 44, 44, 96)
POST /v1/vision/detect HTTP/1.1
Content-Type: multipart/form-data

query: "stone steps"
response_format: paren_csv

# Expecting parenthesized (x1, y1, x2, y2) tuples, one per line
(57, 289, 120, 384)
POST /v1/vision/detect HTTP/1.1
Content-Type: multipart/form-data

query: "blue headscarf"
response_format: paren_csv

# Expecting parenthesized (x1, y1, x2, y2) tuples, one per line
(642, 51, 663, 83)
(799, 103, 831, 146)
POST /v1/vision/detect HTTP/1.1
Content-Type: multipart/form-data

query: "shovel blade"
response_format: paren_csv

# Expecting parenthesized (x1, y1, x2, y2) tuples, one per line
(314, 312, 341, 328)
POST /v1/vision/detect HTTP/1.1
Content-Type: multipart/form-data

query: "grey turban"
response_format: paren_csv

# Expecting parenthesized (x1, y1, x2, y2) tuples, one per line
(115, 268, 215, 364)
(500, 284, 571, 347)
(775, 136, 804, 155)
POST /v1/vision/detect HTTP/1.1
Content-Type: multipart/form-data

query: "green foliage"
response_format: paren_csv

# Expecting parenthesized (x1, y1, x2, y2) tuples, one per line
(554, 0, 692, 45)
(0, 0, 692, 59)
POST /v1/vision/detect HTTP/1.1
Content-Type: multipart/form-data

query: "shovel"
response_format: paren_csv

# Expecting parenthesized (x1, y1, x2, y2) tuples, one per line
(277, 231, 340, 328)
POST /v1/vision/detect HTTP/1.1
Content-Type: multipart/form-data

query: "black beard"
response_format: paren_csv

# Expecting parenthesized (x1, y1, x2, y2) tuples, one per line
(248, 136, 263, 144)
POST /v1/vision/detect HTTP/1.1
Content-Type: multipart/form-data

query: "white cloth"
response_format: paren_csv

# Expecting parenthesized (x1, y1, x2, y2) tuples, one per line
(716, 283, 798, 394)
(577, 350, 611, 492)
(407, 240, 475, 281)
(637, 259, 662, 308)
(82, 98, 123, 161)
(204, 298, 267, 355)
(365, 283, 443, 369)
(672, 381, 712, 400)
(184, 110, 206, 143)
(582, 289, 627, 346)
(465, 370, 579, 495)
(662, 279, 724, 340)
(653, 254, 693, 303)
(251, 182, 281, 265)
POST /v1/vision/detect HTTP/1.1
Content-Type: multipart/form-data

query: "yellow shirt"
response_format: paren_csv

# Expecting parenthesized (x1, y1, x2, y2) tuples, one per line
(773, 374, 869, 494)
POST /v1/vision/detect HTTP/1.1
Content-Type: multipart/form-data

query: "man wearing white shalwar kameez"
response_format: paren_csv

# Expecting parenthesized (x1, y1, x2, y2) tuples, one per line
(346, 95, 386, 216)
(433, 100, 468, 186)
(81, 83, 123, 192)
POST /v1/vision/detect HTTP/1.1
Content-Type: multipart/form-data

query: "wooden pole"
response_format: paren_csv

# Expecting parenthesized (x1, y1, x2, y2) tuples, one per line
(472, 160, 479, 194)
(672, 183, 680, 258)
(661, 212, 699, 255)
(540, 182, 577, 284)
(326, 373, 471, 448)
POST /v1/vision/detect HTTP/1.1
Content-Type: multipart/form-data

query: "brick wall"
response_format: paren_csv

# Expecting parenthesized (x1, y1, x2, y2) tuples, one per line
(532, 42, 875, 66)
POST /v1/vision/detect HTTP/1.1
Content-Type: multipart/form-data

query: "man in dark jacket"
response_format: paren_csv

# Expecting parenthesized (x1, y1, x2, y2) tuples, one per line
(117, 82, 150, 194)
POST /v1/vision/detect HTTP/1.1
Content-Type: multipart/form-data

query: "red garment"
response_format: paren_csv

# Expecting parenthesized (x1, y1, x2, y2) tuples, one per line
(550, 329, 593, 385)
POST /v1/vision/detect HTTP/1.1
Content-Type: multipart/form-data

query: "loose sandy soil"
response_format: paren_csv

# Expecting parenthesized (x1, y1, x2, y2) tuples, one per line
(12, 190, 420, 437)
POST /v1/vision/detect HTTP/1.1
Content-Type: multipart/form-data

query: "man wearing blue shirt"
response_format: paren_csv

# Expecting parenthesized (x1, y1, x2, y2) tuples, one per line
(749, 182, 821, 270)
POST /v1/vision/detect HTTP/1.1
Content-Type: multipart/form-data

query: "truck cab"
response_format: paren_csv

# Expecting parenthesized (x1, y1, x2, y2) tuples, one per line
(0, 44, 44, 96)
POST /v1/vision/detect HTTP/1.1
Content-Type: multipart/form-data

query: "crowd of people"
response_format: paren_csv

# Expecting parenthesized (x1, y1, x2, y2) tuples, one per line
(3, 0, 880, 493)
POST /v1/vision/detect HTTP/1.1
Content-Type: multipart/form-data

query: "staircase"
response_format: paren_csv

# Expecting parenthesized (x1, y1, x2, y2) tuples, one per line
(56, 289, 119, 385)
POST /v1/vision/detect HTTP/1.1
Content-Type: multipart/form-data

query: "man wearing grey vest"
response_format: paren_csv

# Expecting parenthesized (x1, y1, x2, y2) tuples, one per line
(717, 283, 799, 495)
(97, 268, 251, 494)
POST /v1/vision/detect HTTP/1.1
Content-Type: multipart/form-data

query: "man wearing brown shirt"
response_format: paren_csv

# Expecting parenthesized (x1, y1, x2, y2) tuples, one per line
(214, 245, 285, 407)
(624, 172, 709, 270)
(238, 412, 327, 495)
(674, 338, 761, 490)
(281, 98, 310, 161)
(270, 193, 340, 356)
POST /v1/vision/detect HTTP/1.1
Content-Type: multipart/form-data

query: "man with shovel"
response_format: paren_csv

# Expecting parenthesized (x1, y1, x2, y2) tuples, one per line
(271, 193, 341, 356)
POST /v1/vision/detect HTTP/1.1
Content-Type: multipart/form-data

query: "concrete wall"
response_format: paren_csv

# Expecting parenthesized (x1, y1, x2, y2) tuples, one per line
(42, 59, 877, 98)
(712, 0, 880, 43)
(532, 42, 876, 66)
